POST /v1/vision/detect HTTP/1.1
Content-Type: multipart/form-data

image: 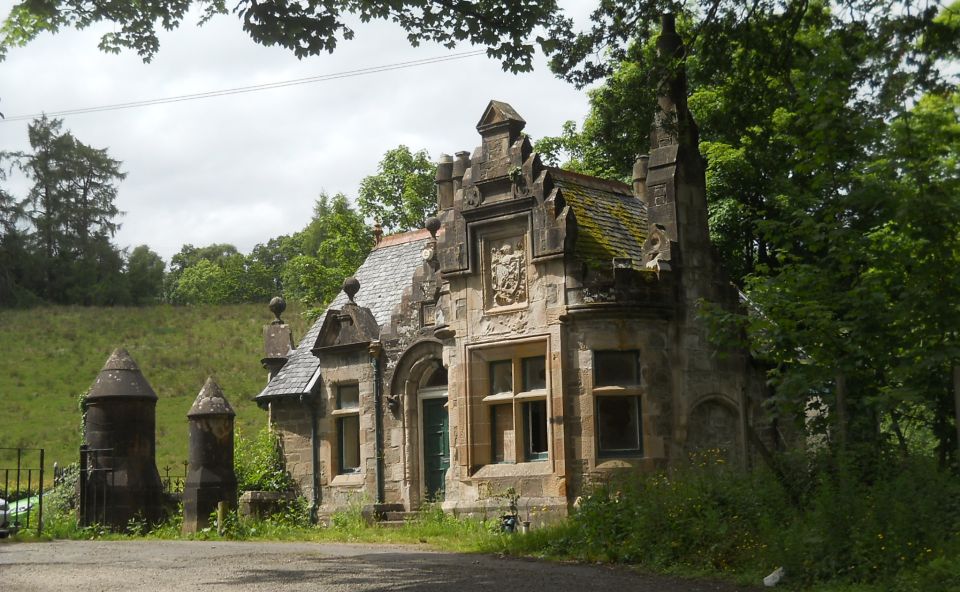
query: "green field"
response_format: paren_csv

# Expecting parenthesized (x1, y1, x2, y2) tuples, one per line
(0, 304, 309, 481)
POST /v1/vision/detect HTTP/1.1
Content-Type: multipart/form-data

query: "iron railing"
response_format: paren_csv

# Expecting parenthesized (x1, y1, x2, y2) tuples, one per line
(0, 447, 45, 537)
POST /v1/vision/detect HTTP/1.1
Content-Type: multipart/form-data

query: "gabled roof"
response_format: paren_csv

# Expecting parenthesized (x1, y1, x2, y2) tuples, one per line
(551, 168, 648, 269)
(256, 230, 431, 401)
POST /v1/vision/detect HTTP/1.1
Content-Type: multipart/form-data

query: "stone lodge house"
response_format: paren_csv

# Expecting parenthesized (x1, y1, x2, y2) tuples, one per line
(255, 18, 770, 519)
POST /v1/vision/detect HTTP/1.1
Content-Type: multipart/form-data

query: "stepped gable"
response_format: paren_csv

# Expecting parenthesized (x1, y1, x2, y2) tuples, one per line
(256, 229, 431, 402)
(550, 168, 648, 270)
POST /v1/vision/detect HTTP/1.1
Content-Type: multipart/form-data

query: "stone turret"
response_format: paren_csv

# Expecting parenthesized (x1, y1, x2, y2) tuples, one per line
(83, 348, 165, 529)
(183, 377, 237, 534)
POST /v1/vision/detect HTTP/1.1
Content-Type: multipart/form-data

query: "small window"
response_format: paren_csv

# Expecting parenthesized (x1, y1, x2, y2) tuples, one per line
(491, 403, 514, 463)
(596, 396, 642, 455)
(338, 415, 361, 473)
(336, 384, 361, 474)
(594, 350, 640, 386)
(337, 384, 359, 410)
(489, 360, 513, 396)
(521, 356, 546, 391)
(523, 400, 548, 461)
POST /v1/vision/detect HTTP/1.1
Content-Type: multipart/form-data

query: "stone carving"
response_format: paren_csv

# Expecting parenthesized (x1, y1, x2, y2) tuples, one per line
(488, 238, 527, 307)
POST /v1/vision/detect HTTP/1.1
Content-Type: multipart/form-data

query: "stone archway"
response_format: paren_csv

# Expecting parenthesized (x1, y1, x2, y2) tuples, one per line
(685, 395, 743, 465)
(389, 339, 445, 510)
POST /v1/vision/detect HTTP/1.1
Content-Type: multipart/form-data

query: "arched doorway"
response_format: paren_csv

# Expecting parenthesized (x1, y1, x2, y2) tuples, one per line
(418, 366, 449, 501)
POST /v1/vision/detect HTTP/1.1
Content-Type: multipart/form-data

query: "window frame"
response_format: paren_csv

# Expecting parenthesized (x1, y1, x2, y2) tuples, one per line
(481, 351, 550, 464)
(592, 350, 644, 459)
(332, 383, 361, 474)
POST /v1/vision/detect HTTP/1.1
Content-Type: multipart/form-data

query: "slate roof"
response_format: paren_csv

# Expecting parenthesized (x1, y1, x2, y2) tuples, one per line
(550, 168, 648, 269)
(256, 230, 431, 401)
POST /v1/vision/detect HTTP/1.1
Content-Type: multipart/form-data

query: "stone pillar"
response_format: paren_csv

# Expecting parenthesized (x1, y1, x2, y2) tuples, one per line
(83, 348, 165, 529)
(182, 377, 237, 534)
(262, 296, 294, 382)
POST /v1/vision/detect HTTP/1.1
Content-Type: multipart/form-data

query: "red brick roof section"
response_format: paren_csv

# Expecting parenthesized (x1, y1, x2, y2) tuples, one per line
(375, 228, 432, 249)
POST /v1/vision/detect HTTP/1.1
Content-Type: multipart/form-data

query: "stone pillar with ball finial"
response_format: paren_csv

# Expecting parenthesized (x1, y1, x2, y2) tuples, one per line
(261, 296, 294, 382)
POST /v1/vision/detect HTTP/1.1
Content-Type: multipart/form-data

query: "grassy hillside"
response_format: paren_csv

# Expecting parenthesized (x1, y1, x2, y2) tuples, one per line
(0, 304, 309, 481)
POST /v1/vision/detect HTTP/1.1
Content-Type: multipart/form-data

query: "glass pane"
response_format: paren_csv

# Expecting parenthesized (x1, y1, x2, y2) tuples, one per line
(489, 360, 513, 395)
(597, 396, 642, 454)
(337, 384, 359, 409)
(522, 356, 547, 391)
(594, 351, 640, 386)
(524, 400, 548, 461)
(339, 415, 360, 472)
(491, 404, 514, 463)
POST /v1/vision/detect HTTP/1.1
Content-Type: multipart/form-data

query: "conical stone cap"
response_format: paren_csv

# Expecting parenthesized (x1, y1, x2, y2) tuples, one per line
(86, 348, 158, 401)
(187, 377, 235, 418)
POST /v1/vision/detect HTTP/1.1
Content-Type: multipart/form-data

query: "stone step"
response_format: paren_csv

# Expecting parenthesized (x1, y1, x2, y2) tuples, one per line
(381, 511, 419, 522)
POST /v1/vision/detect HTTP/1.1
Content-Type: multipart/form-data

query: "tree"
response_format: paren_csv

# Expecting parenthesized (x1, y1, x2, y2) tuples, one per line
(357, 145, 437, 232)
(9, 115, 127, 304)
(0, 0, 560, 72)
(536, 2, 958, 460)
(282, 192, 371, 315)
(126, 244, 166, 305)
(167, 243, 275, 305)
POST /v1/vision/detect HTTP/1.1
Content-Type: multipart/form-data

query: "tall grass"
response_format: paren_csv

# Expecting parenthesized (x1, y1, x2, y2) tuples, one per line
(0, 304, 308, 477)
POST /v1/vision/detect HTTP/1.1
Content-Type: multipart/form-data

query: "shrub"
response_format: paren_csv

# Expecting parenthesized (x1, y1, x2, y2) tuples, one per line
(234, 425, 295, 492)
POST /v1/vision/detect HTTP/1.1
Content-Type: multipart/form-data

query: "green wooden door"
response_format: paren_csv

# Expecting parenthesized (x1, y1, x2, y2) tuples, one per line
(422, 397, 449, 500)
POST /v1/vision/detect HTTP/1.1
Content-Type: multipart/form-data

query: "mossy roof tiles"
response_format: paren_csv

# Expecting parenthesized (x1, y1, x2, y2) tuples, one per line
(550, 168, 648, 269)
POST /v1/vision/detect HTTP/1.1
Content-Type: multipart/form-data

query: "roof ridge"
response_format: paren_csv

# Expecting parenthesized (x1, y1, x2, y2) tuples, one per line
(549, 167, 633, 195)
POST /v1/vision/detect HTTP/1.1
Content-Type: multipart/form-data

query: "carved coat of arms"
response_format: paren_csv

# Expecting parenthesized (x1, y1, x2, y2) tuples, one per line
(489, 240, 527, 307)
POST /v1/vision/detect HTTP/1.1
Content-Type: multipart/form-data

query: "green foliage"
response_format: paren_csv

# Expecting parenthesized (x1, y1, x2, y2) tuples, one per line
(357, 145, 437, 233)
(125, 245, 166, 305)
(234, 425, 295, 493)
(0, 0, 559, 72)
(0, 303, 308, 475)
(491, 455, 960, 590)
(282, 192, 371, 315)
(3, 115, 131, 306)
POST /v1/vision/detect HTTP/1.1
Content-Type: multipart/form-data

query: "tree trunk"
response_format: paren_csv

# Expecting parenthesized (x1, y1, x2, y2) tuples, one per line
(954, 365, 960, 464)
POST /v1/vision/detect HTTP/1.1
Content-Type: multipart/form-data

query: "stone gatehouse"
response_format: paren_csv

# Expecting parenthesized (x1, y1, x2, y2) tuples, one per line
(255, 18, 769, 519)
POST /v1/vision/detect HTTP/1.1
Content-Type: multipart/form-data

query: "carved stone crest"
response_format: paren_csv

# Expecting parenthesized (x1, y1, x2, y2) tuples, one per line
(487, 238, 527, 307)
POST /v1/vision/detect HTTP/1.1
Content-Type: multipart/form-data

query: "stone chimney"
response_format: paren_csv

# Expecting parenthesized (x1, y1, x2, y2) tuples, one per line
(436, 153, 454, 211)
(262, 296, 294, 382)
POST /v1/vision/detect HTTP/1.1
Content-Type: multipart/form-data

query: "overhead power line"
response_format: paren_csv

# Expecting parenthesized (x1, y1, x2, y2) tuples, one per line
(3, 49, 486, 122)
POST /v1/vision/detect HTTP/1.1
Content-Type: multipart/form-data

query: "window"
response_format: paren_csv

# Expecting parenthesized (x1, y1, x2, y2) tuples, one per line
(593, 350, 643, 457)
(333, 384, 361, 474)
(481, 352, 549, 463)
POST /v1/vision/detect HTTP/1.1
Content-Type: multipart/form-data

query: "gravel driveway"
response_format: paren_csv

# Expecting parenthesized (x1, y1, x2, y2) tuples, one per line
(0, 540, 759, 591)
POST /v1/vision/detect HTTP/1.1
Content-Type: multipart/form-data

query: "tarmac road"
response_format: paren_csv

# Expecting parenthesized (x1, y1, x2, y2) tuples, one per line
(0, 540, 760, 591)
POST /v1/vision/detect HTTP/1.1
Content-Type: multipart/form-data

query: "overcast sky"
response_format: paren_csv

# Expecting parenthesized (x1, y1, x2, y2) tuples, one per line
(0, 2, 596, 262)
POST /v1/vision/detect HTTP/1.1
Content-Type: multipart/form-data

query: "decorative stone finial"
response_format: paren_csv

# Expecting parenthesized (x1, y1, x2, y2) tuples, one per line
(373, 222, 383, 246)
(268, 296, 286, 323)
(343, 277, 360, 303)
(425, 216, 441, 240)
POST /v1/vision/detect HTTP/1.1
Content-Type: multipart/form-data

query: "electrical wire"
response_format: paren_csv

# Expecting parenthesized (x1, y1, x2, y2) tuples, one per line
(2, 49, 487, 122)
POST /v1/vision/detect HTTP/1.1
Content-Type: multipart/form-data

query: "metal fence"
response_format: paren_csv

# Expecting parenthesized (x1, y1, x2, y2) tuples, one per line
(78, 445, 114, 527)
(0, 447, 45, 537)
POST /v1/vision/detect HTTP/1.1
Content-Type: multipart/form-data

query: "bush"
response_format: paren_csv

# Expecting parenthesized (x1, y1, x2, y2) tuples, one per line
(498, 450, 960, 590)
(234, 426, 295, 493)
